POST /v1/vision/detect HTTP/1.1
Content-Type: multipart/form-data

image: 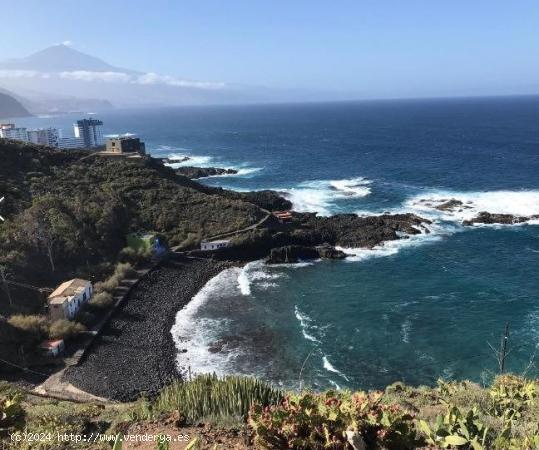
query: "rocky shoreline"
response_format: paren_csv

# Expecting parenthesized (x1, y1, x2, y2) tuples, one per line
(175, 166, 238, 179)
(63, 256, 231, 402)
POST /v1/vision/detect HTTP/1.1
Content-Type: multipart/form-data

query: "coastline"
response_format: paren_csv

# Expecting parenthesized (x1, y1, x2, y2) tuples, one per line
(63, 255, 233, 402)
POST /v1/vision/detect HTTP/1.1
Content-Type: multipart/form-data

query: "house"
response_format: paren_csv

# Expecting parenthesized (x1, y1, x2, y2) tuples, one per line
(104, 134, 146, 155)
(47, 279, 93, 321)
(200, 239, 230, 251)
(273, 210, 293, 223)
(39, 339, 65, 357)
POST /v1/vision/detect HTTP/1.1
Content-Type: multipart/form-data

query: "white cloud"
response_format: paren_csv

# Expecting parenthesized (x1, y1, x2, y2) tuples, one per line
(0, 70, 43, 78)
(62, 40, 73, 46)
(136, 72, 225, 90)
(59, 70, 132, 83)
(0, 69, 225, 90)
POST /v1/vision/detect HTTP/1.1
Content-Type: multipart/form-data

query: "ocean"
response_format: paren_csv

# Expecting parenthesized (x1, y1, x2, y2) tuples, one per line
(15, 96, 539, 390)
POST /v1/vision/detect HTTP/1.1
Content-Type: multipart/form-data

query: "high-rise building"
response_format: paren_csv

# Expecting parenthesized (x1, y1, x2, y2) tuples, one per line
(74, 118, 104, 148)
(0, 123, 28, 142)
(27, 128, 59, 147)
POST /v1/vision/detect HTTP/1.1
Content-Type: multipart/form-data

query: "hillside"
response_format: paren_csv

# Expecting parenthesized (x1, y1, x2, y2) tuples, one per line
(0, 140, 267, 286)
(0, 91, 31, 118)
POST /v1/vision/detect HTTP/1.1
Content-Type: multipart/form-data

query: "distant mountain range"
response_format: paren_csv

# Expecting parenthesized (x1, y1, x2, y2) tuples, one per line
(0, 45, 262, 110)
(0, 45, 137, 73)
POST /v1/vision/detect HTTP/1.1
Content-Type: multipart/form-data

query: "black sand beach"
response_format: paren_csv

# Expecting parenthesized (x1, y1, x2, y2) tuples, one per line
(64, 256, 230, 401)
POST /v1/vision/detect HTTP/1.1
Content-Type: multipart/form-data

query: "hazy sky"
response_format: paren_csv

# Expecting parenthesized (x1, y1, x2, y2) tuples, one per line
(2, 0, 539, 99)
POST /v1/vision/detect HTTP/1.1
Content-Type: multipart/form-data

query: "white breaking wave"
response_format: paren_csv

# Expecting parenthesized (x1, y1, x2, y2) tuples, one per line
(294, 306, 321, 343)
(405, 190, 539, 225)
(171, 260, 283, 376)
(282, 177, 372, 216)
(341, 189, 539, 263)
(163, 151, 262, 178)
(171, 268, 243, 376)
(237, 261, 283, 296)
(336, 224, 442, 263)
(322, 356, 349, 381)
(165, 152, 214, 168)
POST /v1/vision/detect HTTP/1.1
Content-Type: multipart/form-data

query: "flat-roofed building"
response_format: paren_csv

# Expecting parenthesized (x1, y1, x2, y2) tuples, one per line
(105, 134, 146, 155)
(48, 278, 93, 321)
(200, 239, 230, 251)
(0, 123, 28, 142)
(58, 136, 85, 149)
(27, 127, 59, 147)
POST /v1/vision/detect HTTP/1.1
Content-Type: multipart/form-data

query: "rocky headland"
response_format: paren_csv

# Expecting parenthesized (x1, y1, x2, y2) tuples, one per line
(175, 166, 238, 179)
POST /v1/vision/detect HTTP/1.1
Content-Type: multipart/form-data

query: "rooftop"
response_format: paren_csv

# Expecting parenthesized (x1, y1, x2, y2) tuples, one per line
(39, 339, 64, 349)
(48, 278, 90, 304)
(201, 239, 231, 244)
(105, 133, 138, 140)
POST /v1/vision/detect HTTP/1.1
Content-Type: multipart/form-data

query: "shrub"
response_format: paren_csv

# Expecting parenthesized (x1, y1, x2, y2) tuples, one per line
(0, 392, 25, 431)
(94, 262, 138, 294)
(119, 246, 152, 264)
(249, 390, 417, 450)
(7, 315, 47, 335)
(115, 262, 138, 279)
(49, 320, 86, 340)
(89, 292, 114, 309)
(418, 405, 489, 449)
(7, 315, 47, 345)
(154, 374, 282, 421)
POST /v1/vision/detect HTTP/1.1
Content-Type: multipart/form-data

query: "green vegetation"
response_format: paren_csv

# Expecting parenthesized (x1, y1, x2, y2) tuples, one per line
(152, 374, 283, 422)
(0, 140, 269, 369)
(250, 390, 417, 449)
(0, 140, 264, 291)
(88, 291, 114, 309)
(48, 319, 86, 340)
(1, 374, 538, 449)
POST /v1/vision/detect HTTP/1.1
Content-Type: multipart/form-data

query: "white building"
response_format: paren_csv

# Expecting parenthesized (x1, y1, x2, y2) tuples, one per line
(200, 239, 231, 251)
(48, 278, 93, 321)
(58, 136, 85, 149)
(0, 123, 28, 142)
(74, 118, 104, 148)
(27, 128, 59, 147)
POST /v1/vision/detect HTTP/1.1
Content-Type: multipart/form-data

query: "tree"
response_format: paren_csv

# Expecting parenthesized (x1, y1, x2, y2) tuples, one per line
(0, 264, 13, 306)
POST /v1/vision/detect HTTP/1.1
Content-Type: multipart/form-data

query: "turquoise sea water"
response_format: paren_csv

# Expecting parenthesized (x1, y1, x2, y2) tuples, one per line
(16, 97, 539, 389)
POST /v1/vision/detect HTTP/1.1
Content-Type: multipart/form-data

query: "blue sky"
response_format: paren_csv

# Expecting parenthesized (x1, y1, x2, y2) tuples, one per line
(2, 0, 539, 99)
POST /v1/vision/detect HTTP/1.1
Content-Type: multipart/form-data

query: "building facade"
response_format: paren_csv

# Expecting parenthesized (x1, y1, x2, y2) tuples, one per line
(48, 278, 93, 321)
(200, 239, 230, 251)
(27, 128, 59, 147)
(0, 123, 28, 141)
(105, 135, 146, 154)
(74, 118, 104, 148)
(58, 136, 85, 149)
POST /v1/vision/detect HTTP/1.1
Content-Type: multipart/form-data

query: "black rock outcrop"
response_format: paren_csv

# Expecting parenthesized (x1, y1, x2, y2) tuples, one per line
(175, 166, 238, 179)
(463, 212, 538, 226)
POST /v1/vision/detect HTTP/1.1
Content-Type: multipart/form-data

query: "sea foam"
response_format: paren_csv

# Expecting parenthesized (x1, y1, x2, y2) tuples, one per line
(405, 190, 539, 224)
(282, 177, 371, 216)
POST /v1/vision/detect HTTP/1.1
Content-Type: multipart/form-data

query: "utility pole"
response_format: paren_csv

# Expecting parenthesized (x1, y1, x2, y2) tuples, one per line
(499, 322, 510, 374)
